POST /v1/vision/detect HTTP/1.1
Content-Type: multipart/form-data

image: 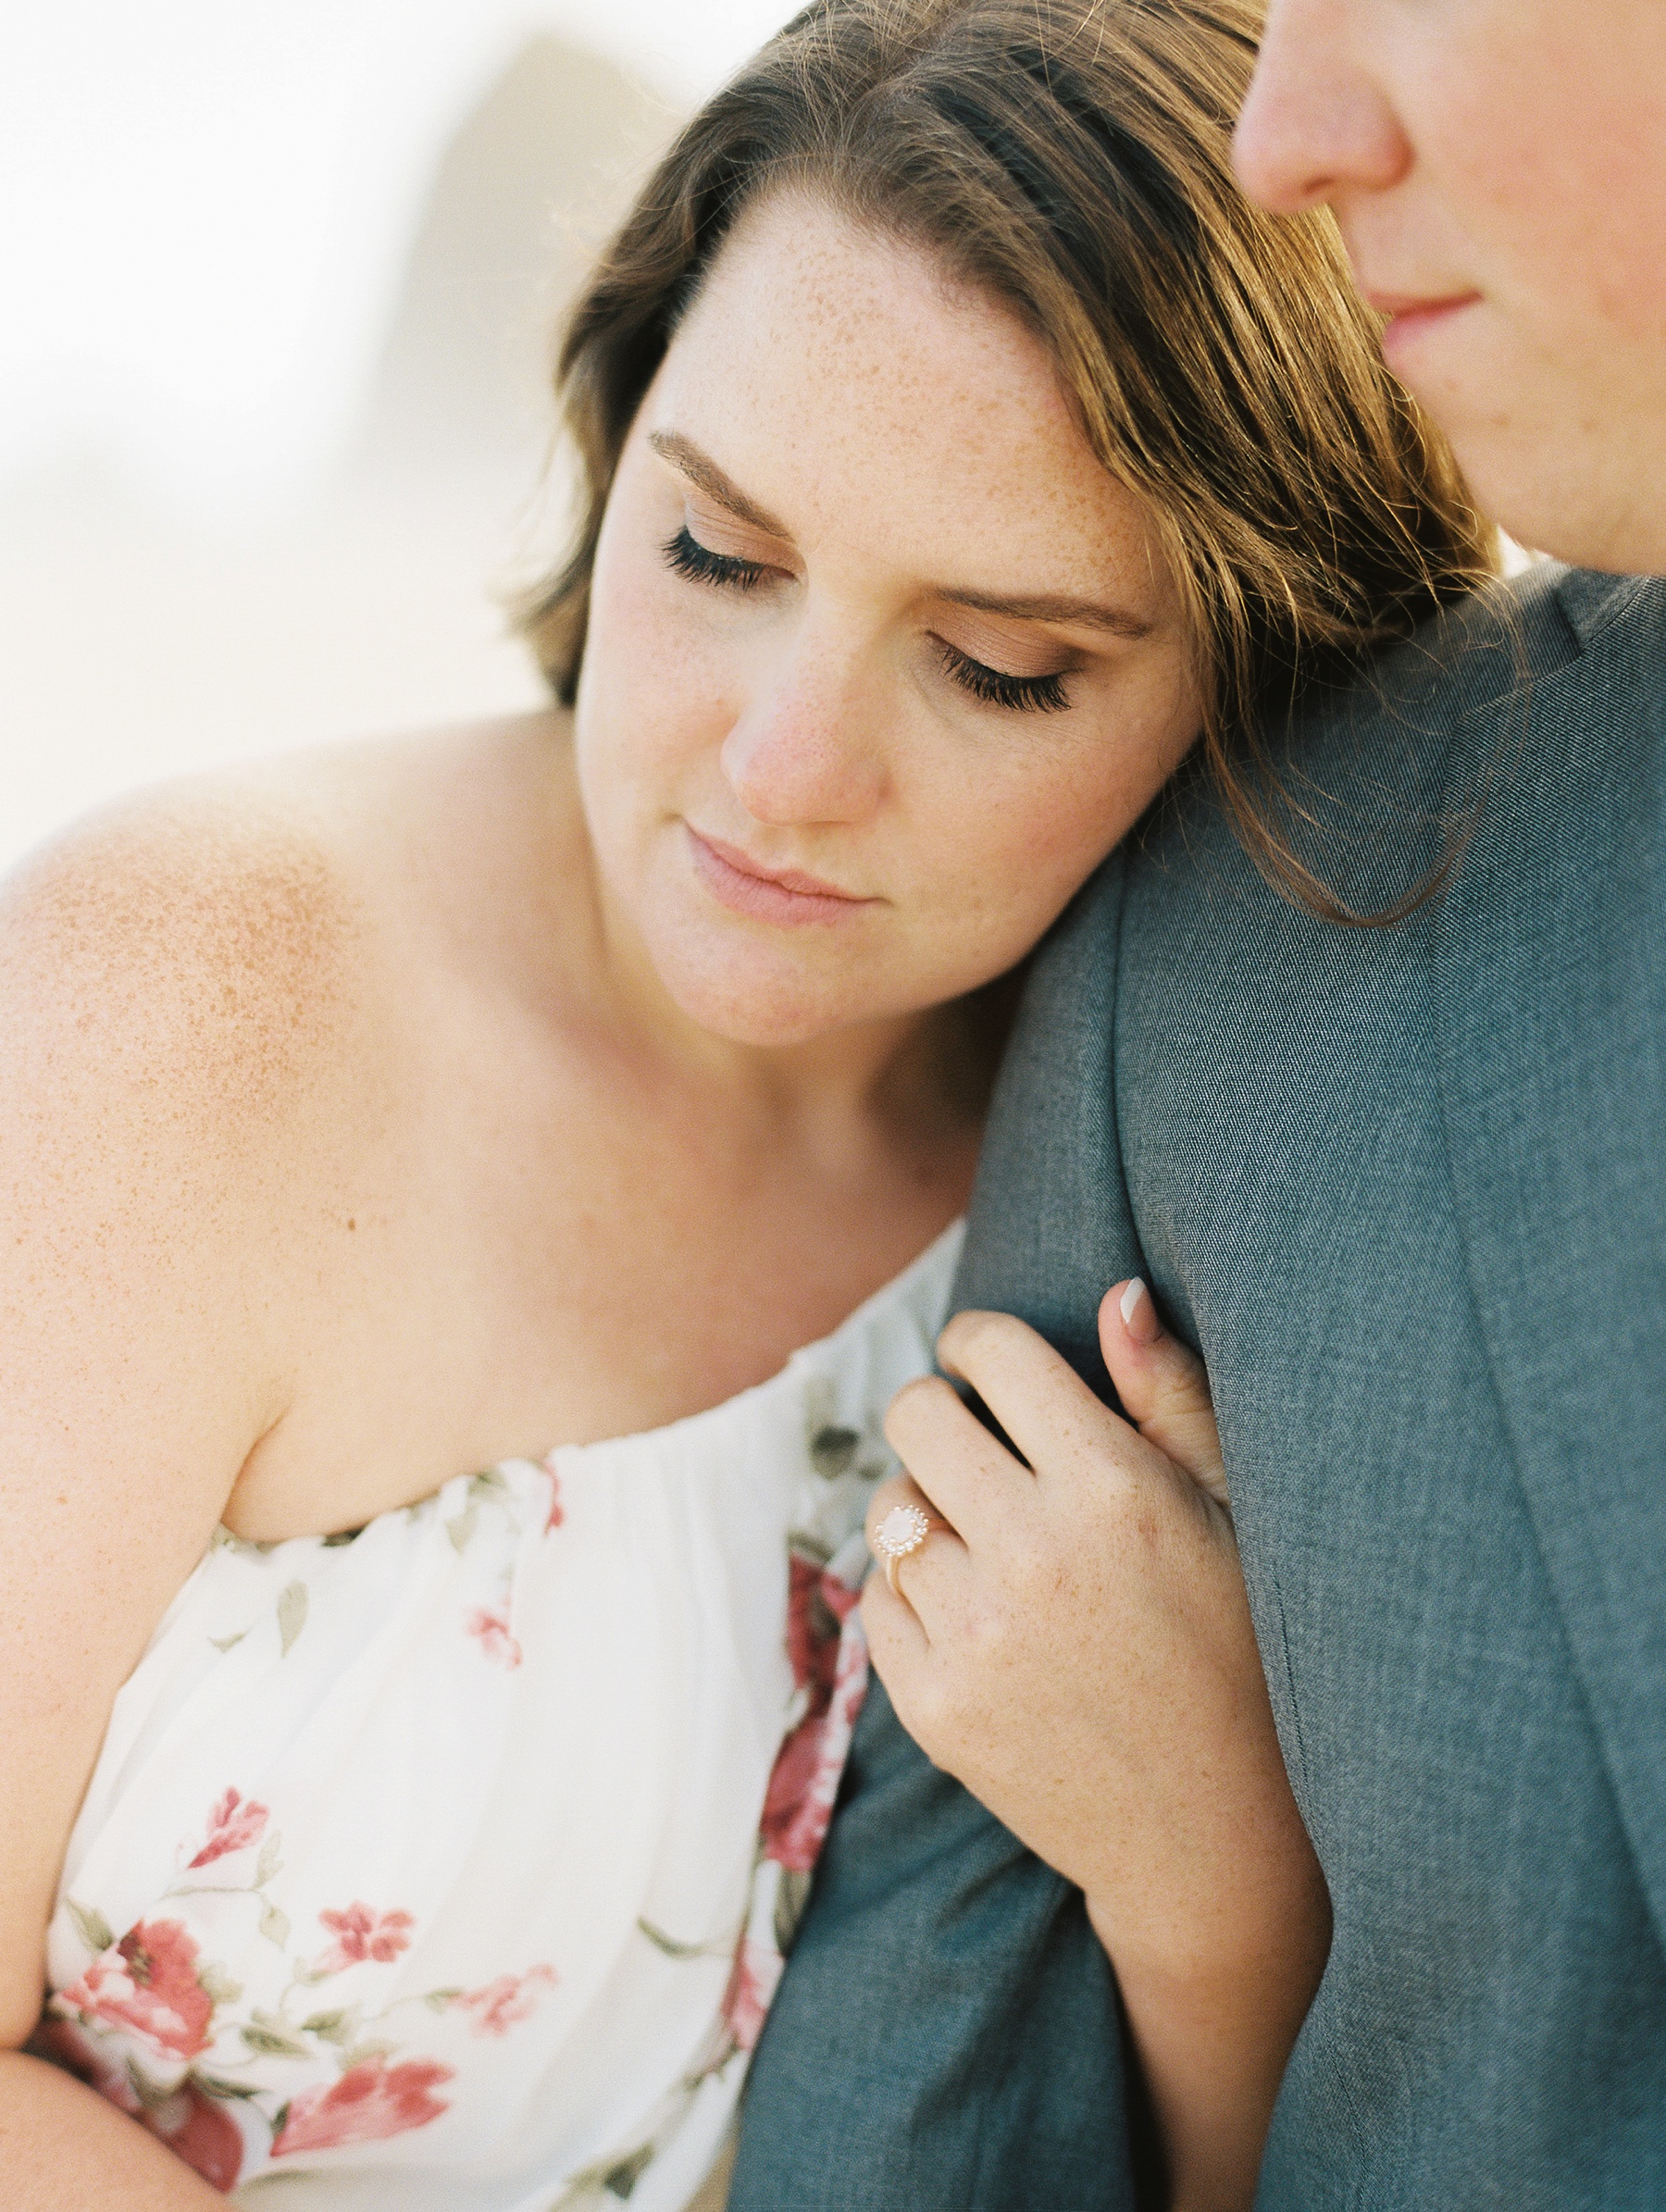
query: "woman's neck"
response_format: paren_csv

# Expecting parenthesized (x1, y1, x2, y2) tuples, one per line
(584, 865, 960, 1178)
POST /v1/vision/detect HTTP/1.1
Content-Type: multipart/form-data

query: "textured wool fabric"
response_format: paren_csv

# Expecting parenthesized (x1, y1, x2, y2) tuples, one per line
(732, 564, 1666, 2208)
(730, 1672, 1131, 2212)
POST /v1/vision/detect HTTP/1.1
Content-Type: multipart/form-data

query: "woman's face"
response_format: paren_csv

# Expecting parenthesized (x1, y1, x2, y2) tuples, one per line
(575, 191, 1199, 1049)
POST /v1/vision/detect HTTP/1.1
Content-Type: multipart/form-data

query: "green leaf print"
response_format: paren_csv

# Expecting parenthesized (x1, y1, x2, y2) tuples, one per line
(338, 2037, 398, 2071)
(300, 2008, 356, 2044)
(773, 1868, 813, 1956)
(212, 1526, 278, 1558)
(549, 2142, 660, 2206)
(208, 1629, 248, 1654)
(255, 1831, 284, 1887)
(241, 2021, 311, 2059)
(603, 2144, 656, 2197)
(197, 1961, 243, 2006)
(636, 1919, 718, 1960)
(258, 1902, 291, 1949)
(276, 1582, 308, 1657)
(193, 2072, 263, 2101)
(446, 1502, 479, 1554)
(65, 1899, 114, 1957)
(809, 1424, 862, 1479)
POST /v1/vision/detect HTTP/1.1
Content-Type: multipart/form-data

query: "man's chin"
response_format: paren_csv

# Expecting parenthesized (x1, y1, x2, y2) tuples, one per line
(1475, 464, 1666, 579)
(1431, 410, 1666, 578)
(1374, 309, 1666, 576)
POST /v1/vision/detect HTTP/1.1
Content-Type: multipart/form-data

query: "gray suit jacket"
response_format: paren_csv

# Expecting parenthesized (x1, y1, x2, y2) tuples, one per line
(730, 563, 1666, 2208)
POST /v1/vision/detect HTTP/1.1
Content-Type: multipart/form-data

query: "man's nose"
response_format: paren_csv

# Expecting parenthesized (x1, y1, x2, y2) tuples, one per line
(1233, 0, 1411, 217)
(719, 652, 888, 827)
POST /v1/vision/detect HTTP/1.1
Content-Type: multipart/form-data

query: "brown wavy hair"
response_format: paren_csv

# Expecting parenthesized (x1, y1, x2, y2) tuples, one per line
(517, 0, 1498, 922)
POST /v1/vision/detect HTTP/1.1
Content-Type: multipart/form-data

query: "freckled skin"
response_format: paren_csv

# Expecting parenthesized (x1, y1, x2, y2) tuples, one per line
(0, 193, 1199, 2191)
(577, 193, 1196, 1047)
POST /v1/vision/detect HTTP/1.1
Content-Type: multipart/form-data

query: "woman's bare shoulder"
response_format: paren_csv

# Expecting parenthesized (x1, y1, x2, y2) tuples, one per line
(5, 764, 364, 1108)
(0, 759, 400, 2043)
(3, 708, 578, 1160)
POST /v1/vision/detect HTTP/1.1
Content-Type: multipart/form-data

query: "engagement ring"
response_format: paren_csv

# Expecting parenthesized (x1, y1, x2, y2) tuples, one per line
(873, 1501, 934, 1594)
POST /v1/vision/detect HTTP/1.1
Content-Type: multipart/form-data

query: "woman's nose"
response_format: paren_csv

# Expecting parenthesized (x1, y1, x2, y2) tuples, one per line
(1233, 0, 1413, 217)
(718, 657, 888, 827)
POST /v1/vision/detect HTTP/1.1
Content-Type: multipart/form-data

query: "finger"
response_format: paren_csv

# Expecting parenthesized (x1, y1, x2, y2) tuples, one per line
(932, 1308, 1133, 1485)
(860, 1579, 964, 1771)
(860, 1542, 941, 1684)
(881, 1371, 1033, 1539)
(1100, 1280, 1229, 1507)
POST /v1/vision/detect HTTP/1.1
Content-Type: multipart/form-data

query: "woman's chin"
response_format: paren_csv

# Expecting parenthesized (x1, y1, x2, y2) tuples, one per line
(668, 979, 868, 1050)
(650, 942, 896, 1050)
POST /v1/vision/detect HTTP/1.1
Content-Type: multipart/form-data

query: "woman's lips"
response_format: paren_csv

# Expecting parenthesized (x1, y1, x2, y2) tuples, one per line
(685, 826, 877, 926)
(1369, 290, 1483, 370)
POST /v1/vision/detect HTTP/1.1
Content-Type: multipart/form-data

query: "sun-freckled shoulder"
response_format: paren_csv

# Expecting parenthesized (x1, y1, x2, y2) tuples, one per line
(0, 768, 382, 1154)
(0, 713, 579, 1169)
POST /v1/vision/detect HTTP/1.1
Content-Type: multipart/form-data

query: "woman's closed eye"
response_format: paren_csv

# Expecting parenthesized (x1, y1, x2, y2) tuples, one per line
(661, 523, 778, 594)
(936, 638, 1072, 715)
(663, 519, 1074, 715)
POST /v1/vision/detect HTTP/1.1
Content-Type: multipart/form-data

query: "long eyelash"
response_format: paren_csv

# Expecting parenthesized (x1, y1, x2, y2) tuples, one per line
(661, 524, 772, 593)
(938, 640, 1071, 715)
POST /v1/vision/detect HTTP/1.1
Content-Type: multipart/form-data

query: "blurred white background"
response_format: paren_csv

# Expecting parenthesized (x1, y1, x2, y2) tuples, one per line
(0, 0, 798, 873)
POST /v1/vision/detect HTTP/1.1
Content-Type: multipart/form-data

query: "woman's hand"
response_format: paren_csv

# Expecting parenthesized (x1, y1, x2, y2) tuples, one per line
(862, 1281, 1330, 2212)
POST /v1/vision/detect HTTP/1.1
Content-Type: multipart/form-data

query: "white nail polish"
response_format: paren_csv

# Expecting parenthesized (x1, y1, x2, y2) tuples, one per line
(1120, 1278, 1146, 1326)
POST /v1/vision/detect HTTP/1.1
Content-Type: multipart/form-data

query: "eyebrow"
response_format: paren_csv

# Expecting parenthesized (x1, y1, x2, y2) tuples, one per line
(648, 426, 1155, 641)
(938, 586, 1154, 641)
(648, 429, 791, 538)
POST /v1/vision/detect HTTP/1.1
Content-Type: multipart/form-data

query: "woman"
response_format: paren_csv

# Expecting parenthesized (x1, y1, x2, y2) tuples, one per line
(0, 1, 1492, 2206)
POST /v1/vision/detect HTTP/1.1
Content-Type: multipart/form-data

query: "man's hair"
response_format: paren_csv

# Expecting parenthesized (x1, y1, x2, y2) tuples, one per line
(518, 0, 1498, 921)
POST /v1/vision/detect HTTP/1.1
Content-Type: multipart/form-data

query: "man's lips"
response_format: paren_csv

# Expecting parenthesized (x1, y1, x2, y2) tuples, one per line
(685, 826, 876, 926)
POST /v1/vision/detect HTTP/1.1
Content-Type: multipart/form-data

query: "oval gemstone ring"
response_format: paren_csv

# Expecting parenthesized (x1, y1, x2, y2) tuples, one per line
(872, 1501, 934, 1595)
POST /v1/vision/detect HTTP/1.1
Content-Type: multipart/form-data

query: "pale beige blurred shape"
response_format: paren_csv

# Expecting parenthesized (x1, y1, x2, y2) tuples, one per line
(0, 36, 681, 874)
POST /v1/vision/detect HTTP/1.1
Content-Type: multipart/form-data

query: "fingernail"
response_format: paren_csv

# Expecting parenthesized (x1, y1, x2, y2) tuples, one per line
(1119, 1278, 1162, 1344)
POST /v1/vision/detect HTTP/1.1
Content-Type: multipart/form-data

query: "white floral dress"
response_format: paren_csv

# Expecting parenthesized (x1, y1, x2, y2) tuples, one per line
(33, 1224, 964, 2210)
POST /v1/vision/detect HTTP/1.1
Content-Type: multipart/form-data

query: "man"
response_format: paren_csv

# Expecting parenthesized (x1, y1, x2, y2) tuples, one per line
(731, 3, 1666, 2205)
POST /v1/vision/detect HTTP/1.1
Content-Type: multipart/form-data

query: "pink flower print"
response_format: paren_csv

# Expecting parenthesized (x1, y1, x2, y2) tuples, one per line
(31, 2013, 143, 2115)
(187, 1786, 270, 1870)
(148, 2081, 245, 2193)
(32, 2017, 244, 2190)
(784, 1554, 841, 1702)
(759, 1714, 830, 1874)
(544, 1471, 565, 1533)
(450, 1965, 557, 2037)
(464, 1604, 522, 1670)
(765, 1560, 873, 1872)
(819, 1556, 864, 1624)
(271, 2056, 454, 2156)
(720, 1937, 782, 2055)
(314, 1902, 416, 1976)
(762, 1628, 869, 1872)
(60, 1920, 215, 2061)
